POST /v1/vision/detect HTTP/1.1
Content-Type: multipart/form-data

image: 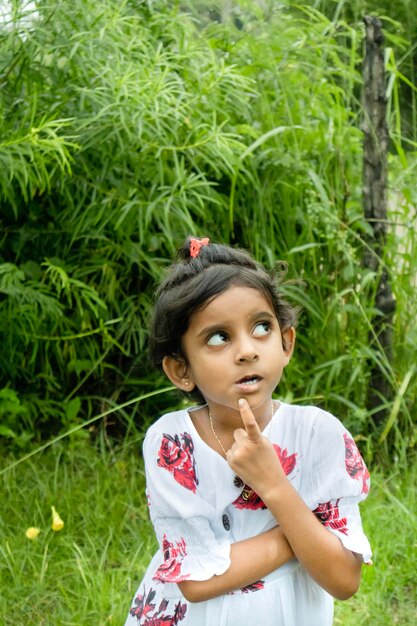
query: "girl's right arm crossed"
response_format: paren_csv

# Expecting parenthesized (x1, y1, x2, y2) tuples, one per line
(178, 525, 293, 602)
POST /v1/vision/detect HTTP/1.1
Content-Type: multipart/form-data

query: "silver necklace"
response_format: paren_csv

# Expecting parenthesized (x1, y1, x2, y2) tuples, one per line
(208, 401, 275, 457)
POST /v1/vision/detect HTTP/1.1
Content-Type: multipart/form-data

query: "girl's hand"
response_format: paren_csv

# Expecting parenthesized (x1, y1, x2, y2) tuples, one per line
(226, 398, 285, 497)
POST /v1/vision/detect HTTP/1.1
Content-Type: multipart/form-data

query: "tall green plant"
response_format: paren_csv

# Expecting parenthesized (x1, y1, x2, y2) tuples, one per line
(179, 0, 417, 460)
(0, 0, 255, 442)
(0, 0, 415, 461)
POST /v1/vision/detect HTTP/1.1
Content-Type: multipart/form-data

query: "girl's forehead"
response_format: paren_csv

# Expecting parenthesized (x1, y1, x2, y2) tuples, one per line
(190, 285, 276, 326)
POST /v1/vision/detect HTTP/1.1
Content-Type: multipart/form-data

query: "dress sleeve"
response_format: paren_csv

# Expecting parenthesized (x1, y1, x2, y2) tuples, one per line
(302, 409, 372, 563)
(143, 428, 231, 584)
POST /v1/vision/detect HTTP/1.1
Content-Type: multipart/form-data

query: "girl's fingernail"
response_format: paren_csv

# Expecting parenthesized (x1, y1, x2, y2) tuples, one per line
(238, 398, 245, 408)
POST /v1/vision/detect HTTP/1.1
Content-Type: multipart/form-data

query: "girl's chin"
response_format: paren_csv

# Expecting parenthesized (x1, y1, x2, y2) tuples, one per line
(234, 396, 273, 413)
(205, 394, 273, 414)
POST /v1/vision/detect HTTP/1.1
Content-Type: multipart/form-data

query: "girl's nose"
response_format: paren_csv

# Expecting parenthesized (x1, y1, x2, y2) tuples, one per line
(235, 337, 259, 362)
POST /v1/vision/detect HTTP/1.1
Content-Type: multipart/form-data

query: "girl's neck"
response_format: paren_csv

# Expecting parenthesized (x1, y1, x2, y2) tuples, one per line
(189, 400, 277, 458)
(206, 399, 276, 431)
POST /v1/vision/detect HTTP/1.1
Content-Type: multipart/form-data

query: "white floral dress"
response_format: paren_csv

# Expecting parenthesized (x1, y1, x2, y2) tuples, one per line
(124, 402, 371, 626)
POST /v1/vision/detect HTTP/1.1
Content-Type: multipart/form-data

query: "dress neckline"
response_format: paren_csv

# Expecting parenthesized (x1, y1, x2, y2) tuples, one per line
(185, 402, 285, 463)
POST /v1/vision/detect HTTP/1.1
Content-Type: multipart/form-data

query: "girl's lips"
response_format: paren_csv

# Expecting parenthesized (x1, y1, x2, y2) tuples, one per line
(234, 375, 263, 393)
(235, 374, 262, 384)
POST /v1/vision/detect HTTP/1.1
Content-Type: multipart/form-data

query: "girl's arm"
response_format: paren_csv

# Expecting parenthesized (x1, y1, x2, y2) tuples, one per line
(178, 525, 294, 603)
(261, 478, 362, 600)
(227, 400, 363, 601)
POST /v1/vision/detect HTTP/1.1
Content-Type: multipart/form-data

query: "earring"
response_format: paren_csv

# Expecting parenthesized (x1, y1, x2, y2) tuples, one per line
(185, 382, 189, 386)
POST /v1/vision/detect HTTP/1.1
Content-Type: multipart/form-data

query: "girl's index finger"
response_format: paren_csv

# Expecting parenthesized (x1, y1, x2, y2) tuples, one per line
(238, 398, 262, 441)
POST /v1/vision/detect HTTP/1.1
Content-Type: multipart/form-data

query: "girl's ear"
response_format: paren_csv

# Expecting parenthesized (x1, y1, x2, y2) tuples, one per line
(282, 326, 296, 364)
(162, 356, 195, 392)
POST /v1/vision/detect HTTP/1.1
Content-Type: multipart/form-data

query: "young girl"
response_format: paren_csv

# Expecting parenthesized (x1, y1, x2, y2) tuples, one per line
(124, 237, 371, 626)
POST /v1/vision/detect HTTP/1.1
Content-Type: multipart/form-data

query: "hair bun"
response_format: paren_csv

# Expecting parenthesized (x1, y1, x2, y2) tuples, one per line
(178, 236, 257, 270)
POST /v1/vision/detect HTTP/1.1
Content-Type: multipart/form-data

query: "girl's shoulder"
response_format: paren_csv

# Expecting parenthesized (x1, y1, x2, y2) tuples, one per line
(275, 402, 346, 437)
(277, 401, 329, 420)
(146, 408, 191, 437)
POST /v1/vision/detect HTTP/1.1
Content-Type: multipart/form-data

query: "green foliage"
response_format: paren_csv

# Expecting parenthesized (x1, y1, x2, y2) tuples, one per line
(0, 0, 415, 460)
(0, 387, 29, 444)
(309, 0, 417, 142)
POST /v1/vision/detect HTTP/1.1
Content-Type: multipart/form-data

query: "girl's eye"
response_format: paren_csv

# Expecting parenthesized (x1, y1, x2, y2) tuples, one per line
(207, 331, 228, 346)
(253, 321, 271, 337)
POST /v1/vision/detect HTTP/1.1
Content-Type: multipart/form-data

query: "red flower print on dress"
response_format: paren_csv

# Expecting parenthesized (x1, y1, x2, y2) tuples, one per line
(343, 433, 370, 494)
(241, 580, 265, 593)
(233, 486, 266, 511)
(130, 586, 187, 625)
(313, 499, 348, 535)
(157, 432, 199, 493)
(273, 444, 297, 475)
(233, 444, 297, 510)
(130, 587, 156, 622)
(153, 535, 190, 583)
(228, 580, 265, 595)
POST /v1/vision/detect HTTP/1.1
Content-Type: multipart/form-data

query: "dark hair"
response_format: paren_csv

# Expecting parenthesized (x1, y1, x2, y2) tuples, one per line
(149, 237, 298, 403)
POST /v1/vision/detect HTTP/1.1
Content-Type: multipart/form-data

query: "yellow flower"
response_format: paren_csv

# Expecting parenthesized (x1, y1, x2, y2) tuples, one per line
(25, 527, 41, 540)
(51, 506, 64, 531)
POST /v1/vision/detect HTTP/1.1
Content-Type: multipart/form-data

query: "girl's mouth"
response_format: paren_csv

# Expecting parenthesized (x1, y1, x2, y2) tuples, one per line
(236, 375, 262, 386)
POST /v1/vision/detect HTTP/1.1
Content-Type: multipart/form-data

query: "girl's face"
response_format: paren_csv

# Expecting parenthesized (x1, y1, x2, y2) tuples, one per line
(163, 285, 295, 423)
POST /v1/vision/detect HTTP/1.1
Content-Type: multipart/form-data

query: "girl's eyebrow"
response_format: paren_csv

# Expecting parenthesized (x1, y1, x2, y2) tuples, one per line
(196, 311, 276, 338)
(196, 323, 227, 338)
(251, 310, 275, 321)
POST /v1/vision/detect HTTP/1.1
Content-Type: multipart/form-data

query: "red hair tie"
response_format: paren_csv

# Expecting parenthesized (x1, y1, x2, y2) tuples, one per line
(190, 237, 209, 258)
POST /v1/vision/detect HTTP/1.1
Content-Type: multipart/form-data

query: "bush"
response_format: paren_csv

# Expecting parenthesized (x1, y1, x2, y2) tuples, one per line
(0, 0, 415, 461)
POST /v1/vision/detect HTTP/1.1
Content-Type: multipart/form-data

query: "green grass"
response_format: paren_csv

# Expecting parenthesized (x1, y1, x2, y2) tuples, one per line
(334, 463, 417, 625)
(0, 439, 156, 626)
(1, 441, 416, 625)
